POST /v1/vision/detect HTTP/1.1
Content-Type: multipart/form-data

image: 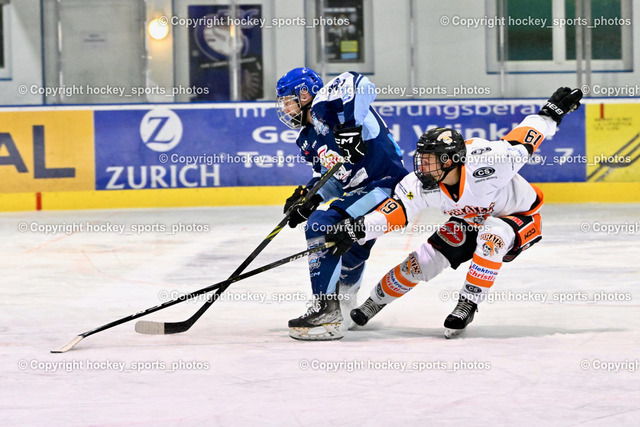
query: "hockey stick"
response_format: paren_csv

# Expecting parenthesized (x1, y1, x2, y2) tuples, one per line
(50, 242, 335, 353)
(134, 161, 344, 335)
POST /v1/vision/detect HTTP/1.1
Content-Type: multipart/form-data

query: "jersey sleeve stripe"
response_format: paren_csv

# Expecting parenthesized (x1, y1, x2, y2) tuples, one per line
(375, 197, 408, 231)
(502, 126, 545, 153)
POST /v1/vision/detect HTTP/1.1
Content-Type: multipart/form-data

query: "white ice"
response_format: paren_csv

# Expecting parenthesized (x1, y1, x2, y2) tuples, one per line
(1, 204, 639, 426)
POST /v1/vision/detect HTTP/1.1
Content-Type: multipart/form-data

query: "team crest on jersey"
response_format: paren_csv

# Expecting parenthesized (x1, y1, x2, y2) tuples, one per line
(436, 221, 466, 247)
(317, 146, 349, 180)
(446, 202, 495, 218)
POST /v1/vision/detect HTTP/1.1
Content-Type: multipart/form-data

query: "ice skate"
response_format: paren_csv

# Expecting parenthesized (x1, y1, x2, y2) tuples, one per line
(289, 294, 343, 341)
(350, 297, 386, 326)
(444, 295, 477, 339)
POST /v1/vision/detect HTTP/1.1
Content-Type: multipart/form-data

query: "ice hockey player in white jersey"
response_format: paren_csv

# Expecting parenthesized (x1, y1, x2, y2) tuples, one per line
(324, 87, 583, 338)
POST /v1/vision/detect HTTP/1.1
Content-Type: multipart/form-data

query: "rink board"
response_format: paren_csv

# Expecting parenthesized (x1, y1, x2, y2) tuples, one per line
(0, 100, 639, 210)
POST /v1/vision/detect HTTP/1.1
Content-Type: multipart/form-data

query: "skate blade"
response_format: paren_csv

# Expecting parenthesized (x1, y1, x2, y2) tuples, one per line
(289, 323, 344, 341)
(444, 328, 466, 339)
(339, 319, 356, 332)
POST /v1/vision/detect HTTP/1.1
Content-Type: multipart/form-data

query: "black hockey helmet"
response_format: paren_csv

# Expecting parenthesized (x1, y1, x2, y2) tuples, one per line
(414, 127, 465, 190)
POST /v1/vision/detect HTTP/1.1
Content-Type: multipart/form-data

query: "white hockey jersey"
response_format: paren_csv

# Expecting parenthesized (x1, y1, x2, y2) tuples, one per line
(362, 115, 557, 241)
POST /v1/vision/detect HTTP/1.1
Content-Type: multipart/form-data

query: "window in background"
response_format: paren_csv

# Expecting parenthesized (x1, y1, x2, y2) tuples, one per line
(305, 0, 374, 75)
(0, 6, 4, 69)
(318, 0, 365, 63)
(487, 0, 632, 72)
(0, 2, 9, 79)
(0, 0, 12, 80)
(504, 0, 553, 61)
(565, 0, 623, 60)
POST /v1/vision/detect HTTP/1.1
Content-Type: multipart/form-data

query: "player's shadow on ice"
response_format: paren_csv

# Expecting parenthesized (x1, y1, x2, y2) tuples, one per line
(345, 324, 624, 341)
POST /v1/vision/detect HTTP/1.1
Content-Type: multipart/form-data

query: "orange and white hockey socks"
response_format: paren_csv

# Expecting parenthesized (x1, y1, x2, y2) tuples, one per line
(459, 253, 502, 304)
(370, 243, 450, 305)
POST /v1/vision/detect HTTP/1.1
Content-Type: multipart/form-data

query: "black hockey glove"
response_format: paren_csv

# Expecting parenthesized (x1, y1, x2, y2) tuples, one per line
(325, 216, 366, 256)
(284, 185, 308, 213)
(538, 87, 583, 125)
(287, 194, 323, 228)
(334, 124, 366, 164)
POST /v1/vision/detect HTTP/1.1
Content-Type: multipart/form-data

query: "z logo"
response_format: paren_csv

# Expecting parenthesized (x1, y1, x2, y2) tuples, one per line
(139, 109, 183, 152)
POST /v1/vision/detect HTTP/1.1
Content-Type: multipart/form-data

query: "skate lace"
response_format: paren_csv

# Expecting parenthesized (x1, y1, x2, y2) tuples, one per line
(452, 299, 475, 319)
(361, 299, 384, 318)
(303, 298, 322, 317)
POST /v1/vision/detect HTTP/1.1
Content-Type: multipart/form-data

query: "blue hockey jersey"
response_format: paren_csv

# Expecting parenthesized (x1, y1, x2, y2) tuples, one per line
(296, 71, 407, 201)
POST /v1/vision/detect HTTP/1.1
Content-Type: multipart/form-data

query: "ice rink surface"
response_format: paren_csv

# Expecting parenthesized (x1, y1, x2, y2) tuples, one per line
(1, 203, 639, 426)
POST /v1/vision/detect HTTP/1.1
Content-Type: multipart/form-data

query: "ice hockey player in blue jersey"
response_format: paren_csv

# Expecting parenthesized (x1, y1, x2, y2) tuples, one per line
(276, 67, 407, 340)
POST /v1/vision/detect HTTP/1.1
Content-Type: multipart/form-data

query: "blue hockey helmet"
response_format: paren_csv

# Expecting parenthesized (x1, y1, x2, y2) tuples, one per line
(276, 67, 323, 98)
(276, 68, 323, 129)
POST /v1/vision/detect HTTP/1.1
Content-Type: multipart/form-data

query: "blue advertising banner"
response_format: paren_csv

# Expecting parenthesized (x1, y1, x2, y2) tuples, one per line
(93, 106, 308, 190)
(375, 101, 586, 183)
(93, 101, 586, 190)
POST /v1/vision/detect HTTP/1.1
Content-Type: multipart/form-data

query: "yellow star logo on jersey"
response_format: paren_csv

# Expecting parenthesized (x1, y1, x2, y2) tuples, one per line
(406, 192, 414, 200)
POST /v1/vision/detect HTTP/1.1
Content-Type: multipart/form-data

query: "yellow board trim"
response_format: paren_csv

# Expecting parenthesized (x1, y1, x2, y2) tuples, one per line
(535, 182, 640, 203)
(1, 183, 640, 212)
(0, 192, 39, 212)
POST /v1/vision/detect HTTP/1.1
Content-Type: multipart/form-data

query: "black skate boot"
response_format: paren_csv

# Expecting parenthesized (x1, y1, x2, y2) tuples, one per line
(289, 294, 343, 341)
(444, 296, 478, 339)
(350, 298, 386, 326)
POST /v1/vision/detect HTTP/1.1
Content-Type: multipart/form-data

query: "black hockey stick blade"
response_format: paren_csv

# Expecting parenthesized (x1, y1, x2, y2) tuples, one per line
(135, 162, 345, 335)
(51, 242, 334, 352)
